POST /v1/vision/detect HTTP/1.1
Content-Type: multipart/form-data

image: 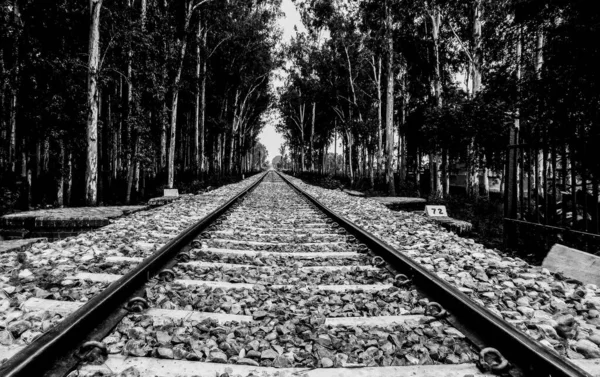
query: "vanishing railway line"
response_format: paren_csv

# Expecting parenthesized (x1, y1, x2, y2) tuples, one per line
(0, 171, 595, 376)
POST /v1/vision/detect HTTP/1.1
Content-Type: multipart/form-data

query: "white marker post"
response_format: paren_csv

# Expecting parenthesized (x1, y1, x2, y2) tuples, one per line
(425, 205, 448, 217)
(163, 189, 179, 197)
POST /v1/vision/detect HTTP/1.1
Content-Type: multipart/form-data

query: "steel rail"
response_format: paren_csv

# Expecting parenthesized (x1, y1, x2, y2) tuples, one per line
(277, 171, 591, 377)
(0, 172, 268, 377)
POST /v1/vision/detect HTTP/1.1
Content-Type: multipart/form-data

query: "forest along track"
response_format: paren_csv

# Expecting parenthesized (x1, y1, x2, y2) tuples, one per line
(0, 171, 595, 377)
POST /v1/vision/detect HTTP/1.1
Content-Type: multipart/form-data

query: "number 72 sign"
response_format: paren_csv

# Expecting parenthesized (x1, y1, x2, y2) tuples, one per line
(425, 205, 448, 217)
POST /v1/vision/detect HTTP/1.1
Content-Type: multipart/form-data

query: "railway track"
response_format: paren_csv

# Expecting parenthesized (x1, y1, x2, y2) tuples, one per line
(0, 171, 596, 376)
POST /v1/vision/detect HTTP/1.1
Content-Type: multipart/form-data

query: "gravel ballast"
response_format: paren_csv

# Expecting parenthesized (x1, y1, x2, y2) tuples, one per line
(283, 173, 600, 360)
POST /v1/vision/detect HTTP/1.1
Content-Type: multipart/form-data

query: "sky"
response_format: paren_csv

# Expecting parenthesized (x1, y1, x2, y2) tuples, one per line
(257, 0, 304, 163)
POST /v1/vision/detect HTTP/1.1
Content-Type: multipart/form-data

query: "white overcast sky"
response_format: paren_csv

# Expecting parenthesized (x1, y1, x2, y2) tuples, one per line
(258, 0, 304, 162)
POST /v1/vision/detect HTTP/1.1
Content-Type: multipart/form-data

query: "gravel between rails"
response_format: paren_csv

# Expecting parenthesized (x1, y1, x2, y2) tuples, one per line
(283, 173, 600, 361)
(143, 283, 425, 318)
(98, 312, 478, 368)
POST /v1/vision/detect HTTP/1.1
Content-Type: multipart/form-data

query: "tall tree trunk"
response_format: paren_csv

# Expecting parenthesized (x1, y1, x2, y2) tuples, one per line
(506, 26, 522, 219)
(323, 145, 327, 175)
(400, 68, 408, 185)
(369, 147, 374, 188)
(515, 25, 522, 180)
(0, 46, 5, 169)
(57, 139, 65, 207)
(8, 1, 21, 173)
(193, 17, 202, 176)
(125, 0, 135, 198)
(300, 129, 305, 172)
(167, 6, 194, 188)
(416, 148, 421, 193)
(9, 93, 17, 172)
(347, 131, 354, 184)
(442, 148, 449, 195)
(333, 125, 337, 175)
(342, 137, 346, 177)
(98, 92, 103, 204)
(385, 0, 396, 195)
(430, 5, 443, 197)
(536, 29, 545, 195)
(126, 134, 138, 204)
(35, 141, 41, 180)
(20, 140, 26, 181)
(141, 0, 147, 24)
(229, 129, 235, 174)
(471, 1, 482, 95)
(160, 103, 167, 173)
(238, 130, 243, 174)
(398, 61, 407, 183)
(112, 84, 119, 181)
(472, 0, 485, 197)
(104, 89, 112, 197)
(66, 150, 72, 206)
(134, 160, 140, 194)
(374, 56, 383, 181)
(200, 26, 207, 174)
(116, 77, 122, 175)
(85, 0, 103, 205)
(216, 133, 221, 174)
(310, 102, 315, 172)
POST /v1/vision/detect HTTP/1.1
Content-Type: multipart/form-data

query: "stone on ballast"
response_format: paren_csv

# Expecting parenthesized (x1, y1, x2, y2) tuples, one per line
(157, 347, 174, 359)
(321, 357, 334, 367)
(587, 321, 600, 332)
(237, 358, 259, 366)
(473, 269, 489, 282)
(334, 353, 349, 367)
(537, 324, 558, 339)
(537, 281, 551, 292)
(231, 303, 242, 314)
(444, 328, 465, 338)
(555, 314, 578, 339)
(18, 269, 34, 281)
(20, 330, 41, 344)
(0, 330, 13, 345)
(273, 355, 292, 368)
(252, 310, 268, 320)
(575, 339, 600, 358)
(8, 320, 31, 337)
(261, 349, 278, 360)
(589, 333, 600, 346)
(156, 331, 171, 345)
(550, 297, 569, 311)
(584, 297, 600, 310)
(532, 310, 552, 321)
(133, 241, 154, 251)
(316, 334, 332, 346)
(209, 350, 228, 363)
(516, 297, 530, 306)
